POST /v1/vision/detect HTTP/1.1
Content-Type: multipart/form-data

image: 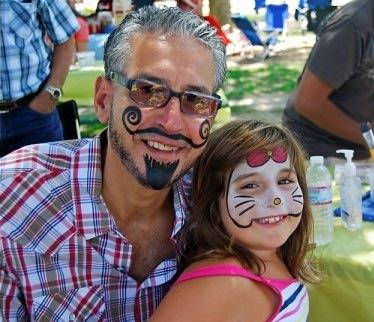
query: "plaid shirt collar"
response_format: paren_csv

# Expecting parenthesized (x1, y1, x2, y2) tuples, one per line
(72, 131, 188, 241)
(72, 132, 113, 239)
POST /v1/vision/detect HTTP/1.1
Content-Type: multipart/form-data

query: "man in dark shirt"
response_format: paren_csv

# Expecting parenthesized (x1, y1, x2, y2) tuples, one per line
(283, 0, 374, 161)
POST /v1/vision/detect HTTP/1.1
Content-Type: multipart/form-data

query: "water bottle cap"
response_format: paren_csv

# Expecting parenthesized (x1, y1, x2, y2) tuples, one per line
(310, 156, 324, 165)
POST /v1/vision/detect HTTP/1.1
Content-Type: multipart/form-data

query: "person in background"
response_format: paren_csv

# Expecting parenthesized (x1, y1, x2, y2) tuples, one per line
(0, 0, 79, 157)
(177, 0, 202, 15)
(68, 0, 90, 53)
(177, 0, 230, 46)
(132, 0, 155, 11)
(0, 6, 226, 321)
(282, 0, 374, 163)
(98, 11, 116, 33)
(151, 120, 319, 322)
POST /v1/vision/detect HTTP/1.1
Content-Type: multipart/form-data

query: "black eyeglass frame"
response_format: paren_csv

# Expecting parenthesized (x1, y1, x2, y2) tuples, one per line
(108, 71, 222, 117)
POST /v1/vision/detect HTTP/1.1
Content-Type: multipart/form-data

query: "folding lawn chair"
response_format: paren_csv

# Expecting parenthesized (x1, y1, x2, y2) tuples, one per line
(265, 4, 289, 36)
(306, 0, 336, 32)
(231, 15, 279, 59)
(254, 0, 266, 14)
(57, 100, 81, 140)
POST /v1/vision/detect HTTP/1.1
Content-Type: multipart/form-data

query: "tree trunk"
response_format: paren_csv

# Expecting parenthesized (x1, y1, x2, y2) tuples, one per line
(208, 0, 231, 26)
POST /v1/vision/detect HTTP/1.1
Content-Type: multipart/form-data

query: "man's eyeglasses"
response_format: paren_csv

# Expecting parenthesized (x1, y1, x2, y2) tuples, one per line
(109, 71, 222, 117)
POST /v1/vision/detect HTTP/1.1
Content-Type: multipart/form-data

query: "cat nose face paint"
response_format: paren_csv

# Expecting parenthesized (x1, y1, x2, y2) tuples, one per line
(222, 146, 304, 228)
(273, 197, 282, 206)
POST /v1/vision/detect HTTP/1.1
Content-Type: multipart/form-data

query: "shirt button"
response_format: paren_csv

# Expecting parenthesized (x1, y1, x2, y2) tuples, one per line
(69, 313, 76, 321)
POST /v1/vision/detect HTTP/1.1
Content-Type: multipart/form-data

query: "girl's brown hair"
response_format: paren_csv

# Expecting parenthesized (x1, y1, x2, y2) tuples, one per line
(179, 119, 319, 282)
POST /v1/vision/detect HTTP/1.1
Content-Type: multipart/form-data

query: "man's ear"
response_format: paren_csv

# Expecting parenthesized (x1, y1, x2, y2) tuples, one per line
(94, 76, 112, 124)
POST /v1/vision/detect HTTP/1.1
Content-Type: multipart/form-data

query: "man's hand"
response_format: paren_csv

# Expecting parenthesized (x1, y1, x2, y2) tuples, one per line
(28, 90, 57, 114)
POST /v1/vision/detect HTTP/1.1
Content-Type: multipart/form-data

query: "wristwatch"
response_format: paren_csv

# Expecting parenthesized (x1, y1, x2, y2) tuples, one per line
(44, 85, 63, 100)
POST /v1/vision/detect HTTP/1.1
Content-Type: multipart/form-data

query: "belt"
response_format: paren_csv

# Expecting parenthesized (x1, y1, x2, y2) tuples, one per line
(0, 91, 40, 114)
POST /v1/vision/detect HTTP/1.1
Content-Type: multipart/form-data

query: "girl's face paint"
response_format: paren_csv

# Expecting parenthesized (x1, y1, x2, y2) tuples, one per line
(219, 150, 303, 252)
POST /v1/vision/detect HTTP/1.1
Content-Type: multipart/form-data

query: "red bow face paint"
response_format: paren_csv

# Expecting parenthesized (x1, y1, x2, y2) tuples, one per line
(246, 145, 288, 168)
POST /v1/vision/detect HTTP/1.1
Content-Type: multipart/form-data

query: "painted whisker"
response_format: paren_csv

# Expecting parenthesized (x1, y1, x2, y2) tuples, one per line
(234, 195, 254, 199)
(292, 199, 304, 205)
(238, 204, 255, 216)
(235, 200, 254, 208)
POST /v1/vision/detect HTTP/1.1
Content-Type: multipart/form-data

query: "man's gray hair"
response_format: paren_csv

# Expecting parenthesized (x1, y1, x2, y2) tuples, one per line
(103, 6, 226, 92)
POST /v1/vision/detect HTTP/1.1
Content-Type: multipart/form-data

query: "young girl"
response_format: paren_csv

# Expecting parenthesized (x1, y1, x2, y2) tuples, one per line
(151, 120, 319, 322)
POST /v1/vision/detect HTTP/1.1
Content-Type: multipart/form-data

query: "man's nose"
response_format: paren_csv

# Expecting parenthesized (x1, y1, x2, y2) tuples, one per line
(156, 96, 184, 133)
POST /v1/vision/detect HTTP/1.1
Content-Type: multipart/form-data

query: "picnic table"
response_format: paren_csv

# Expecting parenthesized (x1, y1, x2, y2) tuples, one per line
(308, 218, 374, 322)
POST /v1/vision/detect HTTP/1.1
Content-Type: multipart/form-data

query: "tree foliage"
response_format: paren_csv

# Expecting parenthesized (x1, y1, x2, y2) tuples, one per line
(209, 0, 231, 26)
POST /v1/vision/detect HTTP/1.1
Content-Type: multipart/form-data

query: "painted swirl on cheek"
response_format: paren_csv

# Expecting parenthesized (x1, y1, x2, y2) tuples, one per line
(197, 119, 211, 148)
(122, 106, 142, 135)
(145, 154, 179, 190)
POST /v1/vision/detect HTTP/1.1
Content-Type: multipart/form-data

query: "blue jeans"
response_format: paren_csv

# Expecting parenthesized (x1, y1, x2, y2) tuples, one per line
(0, 105, 63, 158)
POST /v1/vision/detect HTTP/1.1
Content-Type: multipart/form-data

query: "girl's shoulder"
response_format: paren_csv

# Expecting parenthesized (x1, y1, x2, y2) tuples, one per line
(150, 258, 278, 322)
(178, 257, 262, 283)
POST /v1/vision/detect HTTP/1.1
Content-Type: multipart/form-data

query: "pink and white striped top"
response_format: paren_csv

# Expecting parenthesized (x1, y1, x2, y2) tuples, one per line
(176, 264, 309, 322)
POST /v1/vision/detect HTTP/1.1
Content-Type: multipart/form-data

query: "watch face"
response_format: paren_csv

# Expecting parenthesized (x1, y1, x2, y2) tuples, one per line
(45, 86, 62, 99)
(53, 89, 61, 98)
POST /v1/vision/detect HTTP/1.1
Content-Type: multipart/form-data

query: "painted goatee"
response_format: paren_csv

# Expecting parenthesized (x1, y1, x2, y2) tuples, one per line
(145, 154, 179, 190)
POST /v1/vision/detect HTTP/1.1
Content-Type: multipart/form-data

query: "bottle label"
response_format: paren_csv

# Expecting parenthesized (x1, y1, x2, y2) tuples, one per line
(308, 186, 332, 205)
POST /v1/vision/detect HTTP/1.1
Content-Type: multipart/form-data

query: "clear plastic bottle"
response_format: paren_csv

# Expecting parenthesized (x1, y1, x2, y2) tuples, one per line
(336, 149, 362, 231)
(306, 156, 334, 246)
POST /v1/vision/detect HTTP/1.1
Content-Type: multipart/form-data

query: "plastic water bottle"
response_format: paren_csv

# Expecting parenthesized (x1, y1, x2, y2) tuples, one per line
(306, 156, 334, 246)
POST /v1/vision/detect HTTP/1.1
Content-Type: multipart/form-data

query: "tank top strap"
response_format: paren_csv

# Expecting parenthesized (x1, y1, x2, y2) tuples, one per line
(175, 263, 263, 285)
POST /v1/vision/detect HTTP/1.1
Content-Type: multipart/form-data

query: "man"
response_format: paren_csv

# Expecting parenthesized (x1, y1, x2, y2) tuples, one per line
(0, 0, 79, 157)
(0, 6, 226, 321)
(282, 0, 374, 162)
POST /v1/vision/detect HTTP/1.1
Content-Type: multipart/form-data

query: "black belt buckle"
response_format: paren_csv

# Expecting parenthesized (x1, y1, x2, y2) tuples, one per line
(0, 101, 17, 113)
(0, 91, 38, 113)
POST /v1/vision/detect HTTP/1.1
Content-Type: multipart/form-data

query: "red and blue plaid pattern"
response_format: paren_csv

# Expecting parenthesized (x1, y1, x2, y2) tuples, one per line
(0, 134, 191, 321)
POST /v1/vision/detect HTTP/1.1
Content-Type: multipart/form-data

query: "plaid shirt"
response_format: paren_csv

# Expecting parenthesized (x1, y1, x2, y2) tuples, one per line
(0, 0, 79, 101)
(0, 133, 192, 321)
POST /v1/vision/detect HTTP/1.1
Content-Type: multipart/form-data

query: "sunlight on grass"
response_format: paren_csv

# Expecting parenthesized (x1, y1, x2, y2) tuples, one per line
(79, 109, 106, 138)
(224, 63, 301, 100)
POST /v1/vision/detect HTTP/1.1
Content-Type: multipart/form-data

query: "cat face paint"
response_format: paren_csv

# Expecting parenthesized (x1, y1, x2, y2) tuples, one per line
(223, 148, 303, 228)
(219, 147, 303, 250)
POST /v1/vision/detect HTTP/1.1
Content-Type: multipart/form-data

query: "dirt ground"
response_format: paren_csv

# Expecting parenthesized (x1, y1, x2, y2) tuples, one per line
(226, 31, 316, 124)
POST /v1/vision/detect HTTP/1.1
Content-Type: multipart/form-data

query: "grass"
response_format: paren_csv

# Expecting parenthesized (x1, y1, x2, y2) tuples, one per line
(224, 63, 301, 100)
(79, 107, 106, 138)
